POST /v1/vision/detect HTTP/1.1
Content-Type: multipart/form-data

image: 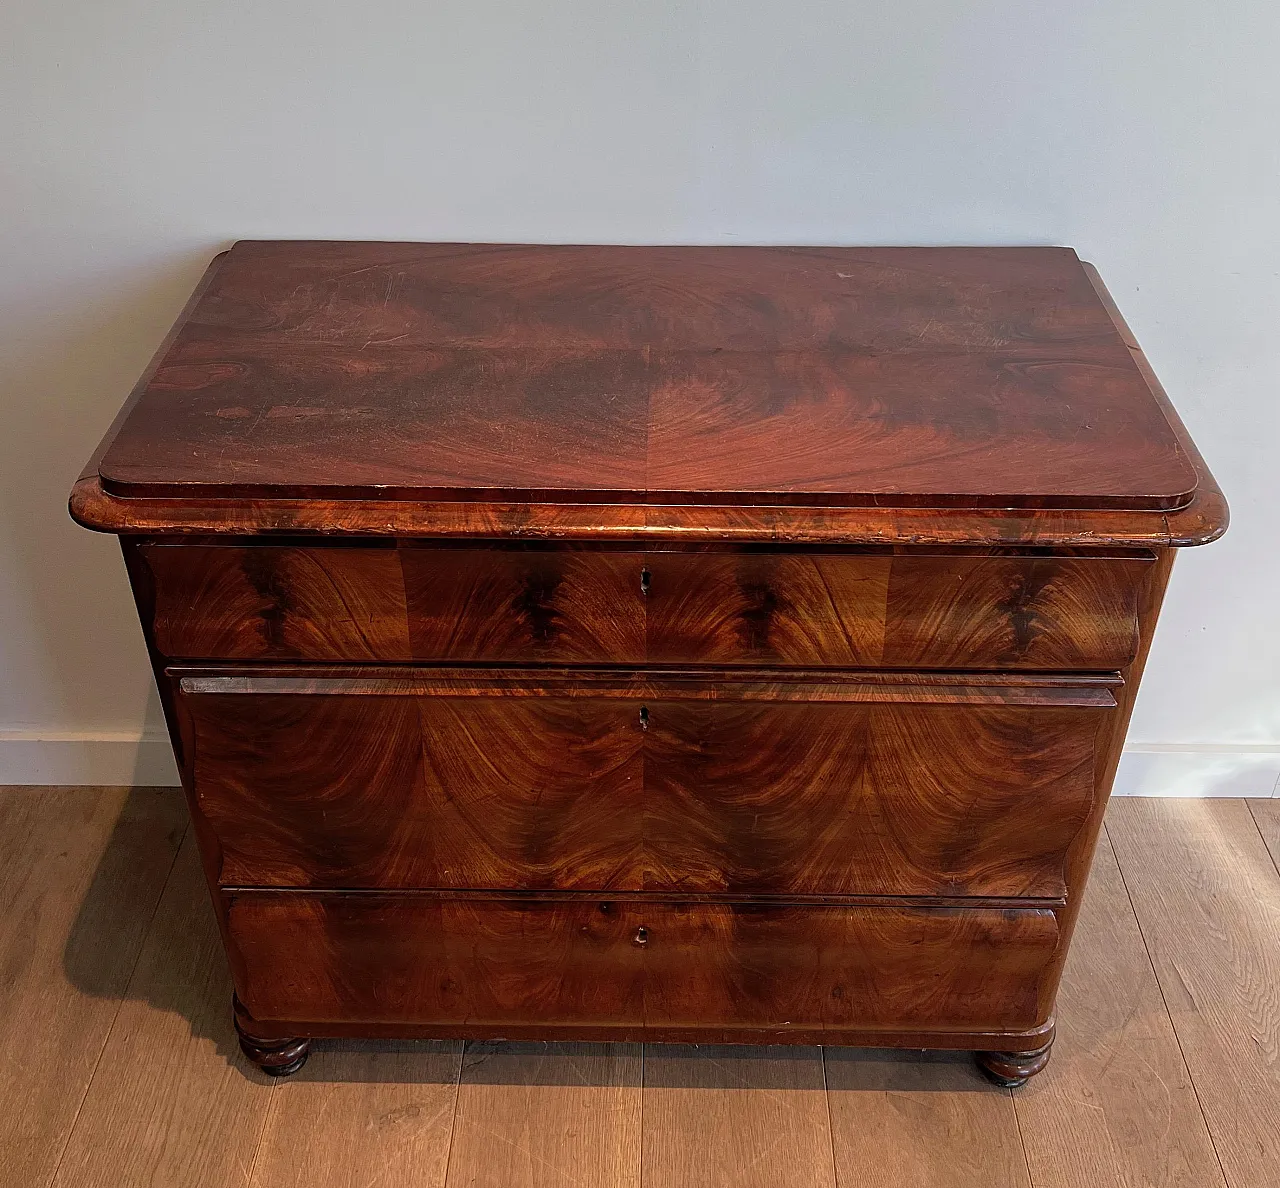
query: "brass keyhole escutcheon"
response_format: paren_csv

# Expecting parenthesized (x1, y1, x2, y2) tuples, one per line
(634, 926, 648, 946)
(639, 705, 649, 731)
(640, 566, 651, 596)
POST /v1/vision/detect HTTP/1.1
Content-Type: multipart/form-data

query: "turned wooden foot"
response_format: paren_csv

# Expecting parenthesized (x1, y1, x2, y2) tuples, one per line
(977, 1039, 1053, 1087)
(237, 1029, 310, 1076)
(233, 1000, 309, 1076)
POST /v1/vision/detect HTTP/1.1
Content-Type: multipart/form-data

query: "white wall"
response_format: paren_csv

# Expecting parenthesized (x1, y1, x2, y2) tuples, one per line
(2, 0, 1278, 793)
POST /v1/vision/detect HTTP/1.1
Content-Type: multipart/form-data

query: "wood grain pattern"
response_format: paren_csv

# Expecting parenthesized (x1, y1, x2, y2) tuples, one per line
(445, 1042, 641, 1188)
(140, 544, 1145, 670)
(70, 472, 1229, 546)
(50, 832, 276, 1188)
(401, 547, 644, 662)
(228, 893, 648, 1029)
(180, 680, 1105, 897)
(89, 243, 1198, 512)
(175, 666, 1121, 705)
(1003, 546, 1175, 1060)
(1013, 828, 1225, 1188)
(650, 550, 1146, 670)
(0, 787, 185, 1188)
(248, 1040, 463, 1188)
(72, 474, 1229, 546)
(143, 544, 414, 660)
(825, 1049, 1031, 1188)
(64, 245, 1227, 1079)
(188, 691, 644, 892)
(1249, 798, 1280, 873)
(642, 699, 1101, 898)
(142, 544, 645, 663)
(639, 902, 1059, 1035)
(73, 257, 1226, 544)
(225, 893, 1060, 1039)
(880, 552, 1145, 669)
(642, 1045, 836, 1188)
(1107, 798, 1280, 1188)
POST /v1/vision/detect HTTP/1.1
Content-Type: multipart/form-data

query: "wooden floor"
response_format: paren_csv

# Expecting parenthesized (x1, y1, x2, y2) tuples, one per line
(2, 789, 1279, 1188)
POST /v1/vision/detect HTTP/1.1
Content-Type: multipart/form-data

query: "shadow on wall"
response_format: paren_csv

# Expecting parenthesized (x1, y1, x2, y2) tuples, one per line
(61, 787, 1003, 1090)
(0, 247, 220, 743)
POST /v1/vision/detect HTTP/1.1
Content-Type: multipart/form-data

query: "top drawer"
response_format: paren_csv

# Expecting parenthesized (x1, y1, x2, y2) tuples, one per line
(136, 544, 1151, 670)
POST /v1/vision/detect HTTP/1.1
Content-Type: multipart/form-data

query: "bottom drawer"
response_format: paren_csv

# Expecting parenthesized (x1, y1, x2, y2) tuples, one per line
(227, 893, 1060, 1036)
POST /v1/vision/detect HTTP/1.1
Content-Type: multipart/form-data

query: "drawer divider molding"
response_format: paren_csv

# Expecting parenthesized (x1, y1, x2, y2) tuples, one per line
(175, 667, 1121, 708)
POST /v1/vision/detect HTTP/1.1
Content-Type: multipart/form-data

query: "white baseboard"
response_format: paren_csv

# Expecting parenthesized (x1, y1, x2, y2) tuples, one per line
(0, 731, 180, 786)
(1, 733, 1278, 796)
(1112, 745, 1280, 798)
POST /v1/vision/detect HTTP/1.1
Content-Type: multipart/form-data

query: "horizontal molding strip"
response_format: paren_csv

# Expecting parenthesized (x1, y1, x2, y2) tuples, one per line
(218, 886, 1067, 910)
(172, 666, 1122, 708)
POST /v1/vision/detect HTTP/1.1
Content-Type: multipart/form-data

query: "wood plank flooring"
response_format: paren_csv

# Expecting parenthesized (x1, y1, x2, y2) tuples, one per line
(2, 787, 1279, 1188)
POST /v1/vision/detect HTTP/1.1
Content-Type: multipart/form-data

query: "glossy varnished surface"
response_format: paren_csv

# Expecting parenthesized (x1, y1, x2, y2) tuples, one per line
(141, 544, 643, 663)
(139, 543, 1147, 670)
(177, 673, 1105, 897)
(91, 243, 1197, 511)
(647, 549, 1147, 670)
(226, 892, 1060, 1036)
(62, 248, 1228, 1074)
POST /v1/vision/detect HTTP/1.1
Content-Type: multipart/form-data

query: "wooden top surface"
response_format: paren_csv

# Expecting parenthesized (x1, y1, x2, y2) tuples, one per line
(91, 243, 1199, 513)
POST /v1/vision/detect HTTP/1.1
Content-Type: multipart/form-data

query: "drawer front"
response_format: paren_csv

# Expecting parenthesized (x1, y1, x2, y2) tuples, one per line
(227, 892, 1059, 1034)
(647, 551, 1150, 669)
(140, 544, 1148, 670)
(179, 669, 1110, 898)
(140, 544, 644, 663)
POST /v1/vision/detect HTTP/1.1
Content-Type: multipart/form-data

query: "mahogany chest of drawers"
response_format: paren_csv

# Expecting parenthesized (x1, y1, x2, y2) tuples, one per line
(71, 243, 1226, 1085)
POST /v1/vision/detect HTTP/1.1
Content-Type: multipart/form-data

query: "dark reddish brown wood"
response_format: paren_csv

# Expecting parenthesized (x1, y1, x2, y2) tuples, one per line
(648, 549, 1148, 670)
(977, 1040, 1055, 1088)
(1030, 545, 1178, 1027)
(138, 542, 1147, 670)
(399, 546, 644, 661)
(174, 671, 1107, 897)
(70, 477, 1226, 546)
(69, 247, 1226, 1082)
(225, 891, 1060, 1037)
(86, 243, 1197, 511)
(171, 666, 1122, 705)
(233, 1005, 310, 1077)
(142, 543, 413, 661)
(139, 543, 646, 663)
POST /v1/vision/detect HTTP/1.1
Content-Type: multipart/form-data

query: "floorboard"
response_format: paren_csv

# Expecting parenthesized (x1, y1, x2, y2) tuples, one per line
(825, 1048, 1029, 1188)
(5, 789, 1280, 1187)
(642, 1044, 836, 1188)
(1248, 799, 1280, 875)
(49, 833, 277, 1188)
(0, 786, 185, 1188)
(1107, 798, 1280, 1188)
(1015, 827, 1225, 1188)
(249, 1039, 464, 1188)
(444, 1041, 641, 1188)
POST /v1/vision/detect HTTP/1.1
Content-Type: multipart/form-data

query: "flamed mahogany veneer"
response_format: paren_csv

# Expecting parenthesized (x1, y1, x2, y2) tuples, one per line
(72, 242, 1226, 1086)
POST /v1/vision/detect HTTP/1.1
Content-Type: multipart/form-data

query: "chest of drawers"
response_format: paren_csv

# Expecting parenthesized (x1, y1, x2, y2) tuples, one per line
(71, 242, 1225, 1084)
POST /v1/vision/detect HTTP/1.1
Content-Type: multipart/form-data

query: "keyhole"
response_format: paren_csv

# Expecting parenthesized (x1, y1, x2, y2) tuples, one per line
(639, 706, 649, 731)
(634, 926, 648, 946)
(640, 567, 651, 596)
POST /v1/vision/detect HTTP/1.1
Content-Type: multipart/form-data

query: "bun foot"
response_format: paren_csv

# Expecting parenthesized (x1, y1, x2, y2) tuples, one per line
(977, 1039, 1053, 1087)
(237, 1030, 310, 1076)
(234, 1007, 310, 1076)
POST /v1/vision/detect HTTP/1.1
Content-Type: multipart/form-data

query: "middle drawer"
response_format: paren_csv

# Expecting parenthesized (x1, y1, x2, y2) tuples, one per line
(174, 667, 1114, 899)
